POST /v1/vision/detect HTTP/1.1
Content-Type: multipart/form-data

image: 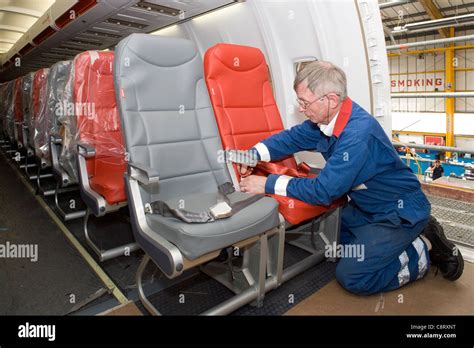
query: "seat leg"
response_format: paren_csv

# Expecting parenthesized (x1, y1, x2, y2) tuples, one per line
(318, 206, 342, 262)
(23, 161, 37, 180)
(54, 182, 86, 221)
(136, 254, 161, 315)
(35, 165, 41, 195)
(36, 165, 55, 196)
(84, 207, 140, 262)
(255, 232, 268, 307)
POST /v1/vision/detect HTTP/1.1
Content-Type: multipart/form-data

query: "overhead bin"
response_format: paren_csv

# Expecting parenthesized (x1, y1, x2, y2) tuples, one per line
(0, 0, 239, 82)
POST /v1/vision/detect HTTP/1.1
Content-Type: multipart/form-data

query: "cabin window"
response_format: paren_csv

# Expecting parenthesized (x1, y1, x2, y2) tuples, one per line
(294, 57, 318, 74)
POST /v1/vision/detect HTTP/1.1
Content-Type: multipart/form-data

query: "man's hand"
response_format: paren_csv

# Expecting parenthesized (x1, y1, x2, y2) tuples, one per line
(240, 175, 267, 194)
(238, 164, 253, 177)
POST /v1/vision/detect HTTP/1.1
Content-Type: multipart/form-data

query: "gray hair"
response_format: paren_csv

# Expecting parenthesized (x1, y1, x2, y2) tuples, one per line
(293, 61, 347, 101)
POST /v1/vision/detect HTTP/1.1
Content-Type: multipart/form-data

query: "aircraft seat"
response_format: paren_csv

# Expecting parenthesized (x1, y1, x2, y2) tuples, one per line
(13, 78, 24, 148)
(115, 34, 282, 315)
(30, 62, 72, 197)
(31, 69, 50, 159)
(21, 73, 34, 156)
(74, 51, 127, 208)
(204, 43, 344, 226)
(43, 60, 88, 221)
(5, 80, 16, 143)
(74, 51, 136, 261)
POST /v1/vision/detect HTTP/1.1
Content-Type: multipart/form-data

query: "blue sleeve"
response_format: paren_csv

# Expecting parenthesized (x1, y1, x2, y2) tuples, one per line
(266, 136, 373, 205)
(252, 120, 324, 161)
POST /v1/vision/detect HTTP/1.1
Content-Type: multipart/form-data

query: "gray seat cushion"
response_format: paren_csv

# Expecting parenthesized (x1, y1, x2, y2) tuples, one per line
(115, 34, 280, 260)
(147, 192, 279, 260)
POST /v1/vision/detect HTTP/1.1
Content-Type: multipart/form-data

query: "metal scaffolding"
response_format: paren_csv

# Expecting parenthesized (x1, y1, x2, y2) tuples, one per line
(386, 18, 474, 157)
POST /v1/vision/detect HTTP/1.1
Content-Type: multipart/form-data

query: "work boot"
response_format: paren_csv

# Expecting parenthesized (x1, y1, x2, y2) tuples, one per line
(422, 216, 464, 280)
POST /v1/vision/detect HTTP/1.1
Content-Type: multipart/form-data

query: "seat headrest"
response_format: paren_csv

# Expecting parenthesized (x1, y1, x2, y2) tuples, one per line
(75, 51, 114, 75)
(121, 33, 198, 67)
(207, 43, 265, 72)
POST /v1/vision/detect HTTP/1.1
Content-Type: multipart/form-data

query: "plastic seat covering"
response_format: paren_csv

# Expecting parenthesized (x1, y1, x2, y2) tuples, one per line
(204, 43, 340, 225)
(114, 34, 280, 260)
(31, 69, 50, 154)
(5, 80, 15, 141)
(73, 51, 127, 205)
(41, 61, 72, 165)
(47, 62, 71, 138)
(21, 73, 34, 148)
(13, 78, 24, 144)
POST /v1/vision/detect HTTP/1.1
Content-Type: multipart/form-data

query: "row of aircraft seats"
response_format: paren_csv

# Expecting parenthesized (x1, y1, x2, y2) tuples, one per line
(0, 33, 344, 314)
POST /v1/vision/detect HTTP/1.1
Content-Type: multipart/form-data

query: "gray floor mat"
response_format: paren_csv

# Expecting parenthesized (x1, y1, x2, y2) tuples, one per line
(0, 154, 105, 315)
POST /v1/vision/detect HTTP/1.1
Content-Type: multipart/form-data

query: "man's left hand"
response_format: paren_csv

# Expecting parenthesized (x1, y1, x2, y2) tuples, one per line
(240, 175, 267, 194)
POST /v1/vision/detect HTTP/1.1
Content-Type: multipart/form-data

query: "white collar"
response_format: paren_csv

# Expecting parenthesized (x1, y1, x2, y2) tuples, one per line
(318, 110, 340, 137)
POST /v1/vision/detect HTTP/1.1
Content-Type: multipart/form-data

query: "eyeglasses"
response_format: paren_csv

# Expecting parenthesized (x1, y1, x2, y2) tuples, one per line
(296, 93, 340, 111)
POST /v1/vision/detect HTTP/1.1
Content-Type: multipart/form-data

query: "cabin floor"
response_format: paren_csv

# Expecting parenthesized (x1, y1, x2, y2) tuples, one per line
(0, 148, 473, 316)
(286, 263, 474, 315)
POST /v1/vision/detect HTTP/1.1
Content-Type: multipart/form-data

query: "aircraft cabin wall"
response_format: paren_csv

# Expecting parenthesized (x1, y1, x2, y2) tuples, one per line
(150, 0, 391, 167)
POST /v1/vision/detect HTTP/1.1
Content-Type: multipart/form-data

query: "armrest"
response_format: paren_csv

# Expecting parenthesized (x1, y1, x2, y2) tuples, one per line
(50, 135, 62, 145)
(77, 142, 96, 158)
(224, 149, 258, 167)
(128, 162, 160, 185)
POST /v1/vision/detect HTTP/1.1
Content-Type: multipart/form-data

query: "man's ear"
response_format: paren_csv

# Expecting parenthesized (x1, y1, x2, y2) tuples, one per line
(328, 94, 339, 108)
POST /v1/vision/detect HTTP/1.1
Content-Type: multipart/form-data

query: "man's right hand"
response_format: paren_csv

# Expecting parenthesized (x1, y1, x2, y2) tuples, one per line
(239, 164, 253, 177)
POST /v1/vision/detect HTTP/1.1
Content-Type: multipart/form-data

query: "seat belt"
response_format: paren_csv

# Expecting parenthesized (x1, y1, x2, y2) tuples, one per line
(224, 149, 316, 179)
(144, 182, 264, 223)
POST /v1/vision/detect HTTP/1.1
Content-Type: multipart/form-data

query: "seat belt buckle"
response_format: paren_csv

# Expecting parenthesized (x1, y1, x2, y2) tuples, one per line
(209, 201, 232, 220)
(144, 203, 153, 214)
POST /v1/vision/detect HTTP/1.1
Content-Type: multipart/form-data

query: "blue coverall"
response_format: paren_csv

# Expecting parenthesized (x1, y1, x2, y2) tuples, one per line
(252, 98, 431, 295)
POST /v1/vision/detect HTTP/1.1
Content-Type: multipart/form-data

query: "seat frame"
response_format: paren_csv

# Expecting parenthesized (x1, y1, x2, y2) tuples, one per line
(77, 142, 139, 261)
(49, 135, 86, 221)
(202, 43, 344, 310)
(130, 159, 341, 315)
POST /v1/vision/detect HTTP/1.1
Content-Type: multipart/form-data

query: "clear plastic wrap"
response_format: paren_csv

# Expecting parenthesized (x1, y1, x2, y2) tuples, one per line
(59, 51, 126, 190)
(5, 79, 16, 141)
(30, 68, 50, 156)
(47, 61, 72, 140)
(21, 72, 34, 148)
(36, 61, 72, 166)
(13, 77, 24, 145)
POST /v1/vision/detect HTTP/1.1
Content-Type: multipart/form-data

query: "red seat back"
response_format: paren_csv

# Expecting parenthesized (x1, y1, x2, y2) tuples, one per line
(204, 43, 297, 179)
(73, 51, 127, 204)
(204, 43, 345, 225)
